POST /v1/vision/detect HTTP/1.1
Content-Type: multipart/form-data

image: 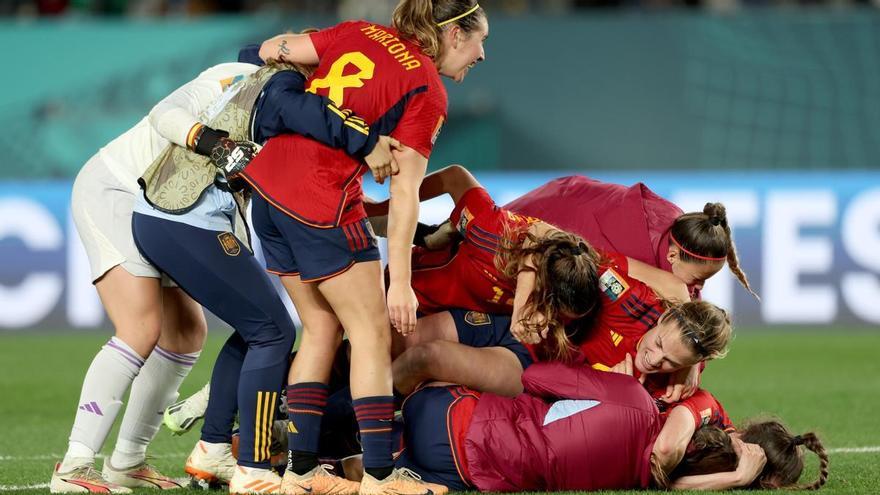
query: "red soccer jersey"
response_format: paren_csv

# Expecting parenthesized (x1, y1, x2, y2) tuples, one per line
(410, 187, 540, 314)
(658, 388, 735, 432)
(572, 252, 664, 372)
(243, 21, 448, 228)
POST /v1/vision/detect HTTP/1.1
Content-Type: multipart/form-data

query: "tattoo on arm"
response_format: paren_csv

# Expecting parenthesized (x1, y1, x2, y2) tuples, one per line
(278, 39, 290, 61)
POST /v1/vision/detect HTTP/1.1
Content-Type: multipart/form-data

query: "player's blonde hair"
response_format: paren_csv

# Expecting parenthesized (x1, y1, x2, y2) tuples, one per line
(495, 226, 600, 361)
(392, 0, 486, 60)
(661, 300, 732, 361)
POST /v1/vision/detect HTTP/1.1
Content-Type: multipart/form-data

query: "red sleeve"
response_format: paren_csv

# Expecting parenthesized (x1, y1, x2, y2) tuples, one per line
(450, 186, 496, 225)
(675, 389, 734, 432)
(522, 362, 656, 412)
(603, 251, 629, 273)
(309, 20, 364, 58)
(390, 82, 448, 158)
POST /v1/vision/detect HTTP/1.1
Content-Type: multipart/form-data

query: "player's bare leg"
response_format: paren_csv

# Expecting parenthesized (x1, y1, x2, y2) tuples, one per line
(319, 262, 444, 495)
(278, 276, 358, 495)
(390, 311, 458, 359)
(106, 286, 206, 489)
(53, 266, 163, 493)
(393, 341, 524, 397)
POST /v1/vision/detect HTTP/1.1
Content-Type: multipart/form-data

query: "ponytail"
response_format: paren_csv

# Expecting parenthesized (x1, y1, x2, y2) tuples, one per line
(799, 432, 830, 490)
(670, 202, 759, 300)
(740, 420, 829, 490)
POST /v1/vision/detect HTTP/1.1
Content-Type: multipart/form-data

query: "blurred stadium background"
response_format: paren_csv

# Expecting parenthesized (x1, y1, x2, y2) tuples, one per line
(1, 0, 878, 493)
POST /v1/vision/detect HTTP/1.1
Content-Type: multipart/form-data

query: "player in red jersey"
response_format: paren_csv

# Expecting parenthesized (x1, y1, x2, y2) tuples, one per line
(365, 165, 602, 362)
(504, 175, 759, 299)
(388, 216, 731, 399)
(239, 3, 489, 495)
(390, 363, 828, 492)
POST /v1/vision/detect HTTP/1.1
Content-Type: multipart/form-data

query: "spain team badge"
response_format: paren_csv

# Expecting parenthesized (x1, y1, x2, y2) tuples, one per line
(464, 311, 491, 326)
(217, 232, 241, 256)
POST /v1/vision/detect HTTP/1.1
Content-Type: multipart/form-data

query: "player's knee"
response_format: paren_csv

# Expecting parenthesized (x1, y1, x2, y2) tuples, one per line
(401, 340, 444, 376)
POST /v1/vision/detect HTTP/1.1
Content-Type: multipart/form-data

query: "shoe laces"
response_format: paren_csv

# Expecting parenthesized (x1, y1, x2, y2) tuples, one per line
(72, 464, 110, 483)
(394, 468, 423, 482)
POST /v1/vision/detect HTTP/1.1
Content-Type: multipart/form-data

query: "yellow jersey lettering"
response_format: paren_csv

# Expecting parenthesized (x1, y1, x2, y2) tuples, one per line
(359, 24, 423, 71)
(360, 24, 382, 36)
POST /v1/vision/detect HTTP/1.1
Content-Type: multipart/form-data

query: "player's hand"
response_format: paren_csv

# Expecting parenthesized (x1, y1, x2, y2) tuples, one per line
(387, 283, 418, 336)
(511, 311, 547, 345)
(418, 221, 460, 250)
(610, 353, 635, 376)
(365, 136, 402, 184)
(660, 364, 701, 403)
(731, 437, 767, 486)
(209, 137, 261, 179)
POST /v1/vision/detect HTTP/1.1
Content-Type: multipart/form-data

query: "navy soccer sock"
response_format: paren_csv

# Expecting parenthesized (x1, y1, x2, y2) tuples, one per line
(353, 396, 395, 480)
(286, 382, 328, 474)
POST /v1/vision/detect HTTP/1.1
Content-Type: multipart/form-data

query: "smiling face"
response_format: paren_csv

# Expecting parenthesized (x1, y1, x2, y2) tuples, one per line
(634, 315, 703, 374)
(667, 245, 725, 292)
(437, 16, 488, 82)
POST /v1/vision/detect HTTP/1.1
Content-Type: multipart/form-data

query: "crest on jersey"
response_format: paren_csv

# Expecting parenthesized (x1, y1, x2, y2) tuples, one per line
(464, 311, 491, 326)
(599, 268, 629, 302)
(457, 207, 474, 235)
(217, 232, 241, 256)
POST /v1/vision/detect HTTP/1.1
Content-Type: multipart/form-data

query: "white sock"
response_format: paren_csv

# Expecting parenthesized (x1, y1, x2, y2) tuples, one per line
(62, 337, 144, 471)
(110, 346, 200, 469)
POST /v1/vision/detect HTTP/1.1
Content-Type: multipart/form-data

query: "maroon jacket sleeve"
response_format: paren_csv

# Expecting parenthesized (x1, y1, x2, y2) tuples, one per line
(521, 362, 656, 411)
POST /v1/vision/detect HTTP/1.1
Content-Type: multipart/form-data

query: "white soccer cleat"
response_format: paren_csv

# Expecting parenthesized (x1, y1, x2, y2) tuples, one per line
(50, 462, 133, 494)
(102, 458, 184, 489)
(164, 383, 210, 435)
(184, 440, 236, 486)
(229, 466, 282, 494)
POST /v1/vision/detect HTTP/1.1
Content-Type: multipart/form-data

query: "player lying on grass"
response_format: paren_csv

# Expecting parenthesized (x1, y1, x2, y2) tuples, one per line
(388, 362, 828, 491)
(54, 46, 397, 494)
(504, 174, 759, 300)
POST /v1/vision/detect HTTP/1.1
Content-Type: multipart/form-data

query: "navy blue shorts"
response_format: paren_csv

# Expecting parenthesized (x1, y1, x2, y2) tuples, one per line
(448, 309, 534, 370)
(396, 386, 477, 491)
(251, 193, 381, 282)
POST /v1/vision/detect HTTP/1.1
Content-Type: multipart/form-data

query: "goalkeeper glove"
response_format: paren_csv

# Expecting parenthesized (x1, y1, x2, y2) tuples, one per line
(191, 124, 261, 178)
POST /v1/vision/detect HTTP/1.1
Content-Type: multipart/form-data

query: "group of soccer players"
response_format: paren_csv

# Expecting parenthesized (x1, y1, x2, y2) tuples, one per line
(53, 0, 829, 494)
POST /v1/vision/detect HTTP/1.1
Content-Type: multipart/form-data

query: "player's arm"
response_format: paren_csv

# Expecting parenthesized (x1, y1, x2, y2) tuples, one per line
(255, 71, 396, 161)
(670, 438, 766, 490)
(364, 164, 477, 246)
(522, 361, 649, 407)
(510, 221, 557, 344)
(386, 145, 429, 336)
(652, 405, 697, 476)
(259, 33, 319, 65)
(628, 258, 690, 304)
(148, 66, 243, 151)
(363, 164, 482, 217)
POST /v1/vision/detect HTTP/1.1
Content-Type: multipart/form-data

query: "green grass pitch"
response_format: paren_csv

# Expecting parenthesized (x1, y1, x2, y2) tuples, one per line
(1, 329, 878, 494)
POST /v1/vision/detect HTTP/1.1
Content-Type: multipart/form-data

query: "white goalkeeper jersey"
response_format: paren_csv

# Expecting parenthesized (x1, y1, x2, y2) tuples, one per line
(96, 62, 259, 191)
